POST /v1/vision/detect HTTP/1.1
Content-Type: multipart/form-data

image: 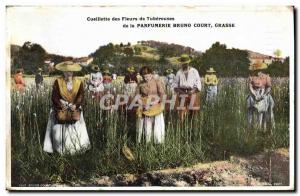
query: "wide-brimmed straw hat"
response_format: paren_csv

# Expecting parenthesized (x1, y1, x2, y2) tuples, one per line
(55, 61, 82, 72)
(103, 69, 110, 74)
(177, 54, 191, 65)
(90, 64, 100, 72)
(127, 66, 135, 72)
(249, 62, 268, 71)
(166, 68, 173, 73)
(206, 67, 216, 73)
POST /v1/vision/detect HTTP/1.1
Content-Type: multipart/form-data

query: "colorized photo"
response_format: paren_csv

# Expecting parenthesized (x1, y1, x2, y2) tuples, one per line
(6, 5, 294, 191)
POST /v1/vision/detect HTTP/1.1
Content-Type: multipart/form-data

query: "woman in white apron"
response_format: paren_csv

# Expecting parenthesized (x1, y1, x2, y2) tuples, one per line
(247, 62, 275, 129)
(135, 66, 166, 144)
(87, 64, 104, 99)
(43, 61, 90, 155)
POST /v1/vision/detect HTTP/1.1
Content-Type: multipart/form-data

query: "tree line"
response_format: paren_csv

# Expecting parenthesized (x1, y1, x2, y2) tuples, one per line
(10, 41, 289, 77)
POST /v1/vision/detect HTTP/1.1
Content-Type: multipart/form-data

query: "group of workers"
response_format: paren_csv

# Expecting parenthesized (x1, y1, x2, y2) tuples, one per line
(13, 54, 275, 155)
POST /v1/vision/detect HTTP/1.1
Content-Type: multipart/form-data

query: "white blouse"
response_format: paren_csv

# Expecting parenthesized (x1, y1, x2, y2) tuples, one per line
(91, 72, 103, 83)
(66, 80, 73, 91)
(173, 67, 202, 91)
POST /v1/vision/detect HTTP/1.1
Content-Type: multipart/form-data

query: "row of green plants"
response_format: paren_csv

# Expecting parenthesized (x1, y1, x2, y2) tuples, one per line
(10, 78, 289, 186)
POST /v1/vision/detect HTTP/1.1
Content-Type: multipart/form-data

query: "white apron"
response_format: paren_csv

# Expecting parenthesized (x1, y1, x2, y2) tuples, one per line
(43, 109, 91, 155)
(137, 113, 165, 144)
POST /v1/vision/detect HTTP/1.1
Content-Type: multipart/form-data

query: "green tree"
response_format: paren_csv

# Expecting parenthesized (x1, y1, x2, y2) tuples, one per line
(273, 49, 282, 58)
(134, 46, 142, 55)
(16, 42, 46, 74)
(227, 48, 249, 77)
(91, 43, 116, 65)
(196, 42, 249, 77)
(200, 42, 227, 76)
(123, 47, 134, 57)
(268, 57, 289, 77)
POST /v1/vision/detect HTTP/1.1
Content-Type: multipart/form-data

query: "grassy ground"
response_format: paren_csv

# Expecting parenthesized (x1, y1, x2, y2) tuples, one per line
(134, 44, 160, 61)
(10, 77, 289, 186)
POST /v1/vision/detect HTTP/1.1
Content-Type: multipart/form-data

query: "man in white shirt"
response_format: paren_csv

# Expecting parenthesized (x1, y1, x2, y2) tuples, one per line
(172, 54, 202, 120)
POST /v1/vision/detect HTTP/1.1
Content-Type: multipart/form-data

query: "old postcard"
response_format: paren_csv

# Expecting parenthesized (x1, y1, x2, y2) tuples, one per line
(6, 5, 295, 191)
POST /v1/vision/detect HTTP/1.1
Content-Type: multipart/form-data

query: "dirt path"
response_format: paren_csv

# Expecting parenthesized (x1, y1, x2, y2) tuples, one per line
(230, 148, 289, 186)
(62, 148, 289, 187)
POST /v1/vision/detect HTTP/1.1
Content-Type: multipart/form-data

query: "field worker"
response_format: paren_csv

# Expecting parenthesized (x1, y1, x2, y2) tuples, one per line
(14, 69, 26, 91)
(204, 67, 219, 103)
(173, 54, 202, 120)
(165, 68, 176, 92)
(153, 70, 160, 80)
(136, 72, 143, 83)
(43, 61, 90, 155)
(102, 69, 113, 93)
(112, 73, 117, 80)
(124, 66, 138, 97)
(136, 66, 166, 144)
(35, 67, 44, 89)
(247, 62, 275, 129)
(87, 64, 104, 99)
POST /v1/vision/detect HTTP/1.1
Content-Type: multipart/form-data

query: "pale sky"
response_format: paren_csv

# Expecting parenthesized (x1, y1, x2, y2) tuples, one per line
(6, 6, 294, 58)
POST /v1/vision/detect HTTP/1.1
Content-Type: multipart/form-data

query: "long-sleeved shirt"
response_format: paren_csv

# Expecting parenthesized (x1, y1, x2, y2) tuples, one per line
(249, 72, 271, 89)
(103, 75, 112, 84)
(166, 73, 176, 85)
(124, 73, 138, 84)
(173, 67, 202, 91)
(14, 73, 26, 91)
(204, 74, 218, 86)
(52, 78, 84, 111)
(89, 72, 103, 87)
(136, 78, 165, 100)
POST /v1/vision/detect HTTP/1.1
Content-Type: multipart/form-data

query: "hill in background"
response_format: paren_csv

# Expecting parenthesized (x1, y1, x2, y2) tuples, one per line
(10, 41, 289, 77)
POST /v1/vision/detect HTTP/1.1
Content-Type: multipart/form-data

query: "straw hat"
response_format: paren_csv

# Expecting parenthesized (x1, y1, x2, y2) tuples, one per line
(206, 67, 216, 73)
(90, 64, 100, 72)
(55, 61, 82, 72)
(249, 62, 268, 71)
(166, 68, 173, 74)
(127, 66, 135, 72)
(103, 69, 110, 74)
(177, 54, 191, 65)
